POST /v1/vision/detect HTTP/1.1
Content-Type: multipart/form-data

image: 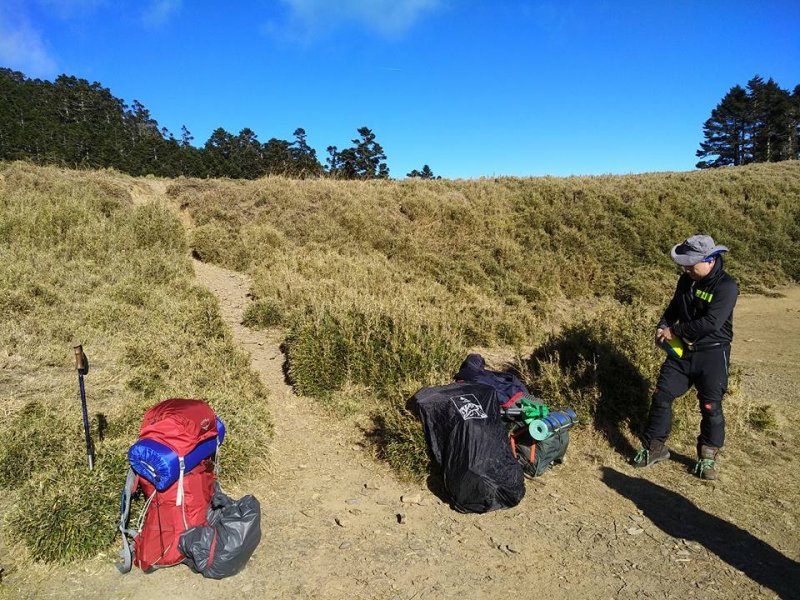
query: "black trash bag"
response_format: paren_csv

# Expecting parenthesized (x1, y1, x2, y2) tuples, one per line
(179, 482, 261, 579)
(413, 382, 525, 513)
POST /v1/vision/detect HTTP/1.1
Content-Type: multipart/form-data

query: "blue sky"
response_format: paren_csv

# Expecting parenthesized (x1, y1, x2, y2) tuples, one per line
(1, 1, 798, 179)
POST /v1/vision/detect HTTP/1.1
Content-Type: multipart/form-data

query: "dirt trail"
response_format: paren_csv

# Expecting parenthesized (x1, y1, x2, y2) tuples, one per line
(8, 266, 800, 599)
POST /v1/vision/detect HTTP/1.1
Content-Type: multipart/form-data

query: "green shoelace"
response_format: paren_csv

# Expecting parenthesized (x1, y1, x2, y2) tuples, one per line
(634, 448, 649, 465)
(694, 458, 716, 476)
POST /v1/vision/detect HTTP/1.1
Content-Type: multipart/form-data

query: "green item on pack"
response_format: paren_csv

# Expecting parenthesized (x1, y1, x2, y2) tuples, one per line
(504, 395, 548, 423)
(520, 396, 548, 419)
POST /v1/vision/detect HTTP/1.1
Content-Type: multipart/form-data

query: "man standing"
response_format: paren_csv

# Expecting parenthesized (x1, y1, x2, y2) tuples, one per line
(634, 235, 739, 480)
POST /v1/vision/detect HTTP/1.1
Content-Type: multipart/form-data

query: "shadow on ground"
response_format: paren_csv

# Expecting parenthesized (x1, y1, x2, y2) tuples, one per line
(601, 467, 800, 599)
(525, 328, 653, 459)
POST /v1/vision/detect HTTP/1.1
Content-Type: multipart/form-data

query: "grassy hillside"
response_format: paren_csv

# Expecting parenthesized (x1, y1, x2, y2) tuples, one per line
(176, 163, 800, 346)
(0, 163, 272, 564)
(170, 160, 800, 476)
(1, 160, 797, 565)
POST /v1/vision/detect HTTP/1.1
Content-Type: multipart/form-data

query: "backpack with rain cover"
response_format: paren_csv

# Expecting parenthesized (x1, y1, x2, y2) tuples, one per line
(117, 398, 228, 573)
(116, 399, 262, 577)
(413, 382, 525, 513)
(503, 397, 574, 478)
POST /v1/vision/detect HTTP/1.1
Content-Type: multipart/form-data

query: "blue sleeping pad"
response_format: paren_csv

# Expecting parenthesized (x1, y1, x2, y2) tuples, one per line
(128, 416, 226, 491)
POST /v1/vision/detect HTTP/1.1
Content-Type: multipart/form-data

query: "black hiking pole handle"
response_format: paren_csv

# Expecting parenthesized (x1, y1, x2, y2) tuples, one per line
(74, 345, 94, 471)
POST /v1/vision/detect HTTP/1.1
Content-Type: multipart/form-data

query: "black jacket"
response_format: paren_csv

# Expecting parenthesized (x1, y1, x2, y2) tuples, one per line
(658, 256, 739, 346)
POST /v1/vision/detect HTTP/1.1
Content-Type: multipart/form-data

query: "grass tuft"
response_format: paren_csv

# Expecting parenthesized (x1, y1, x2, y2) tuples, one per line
(8, 446, 128, 563)
(243, 298, 285, 328)
(746, 403, 778, 432)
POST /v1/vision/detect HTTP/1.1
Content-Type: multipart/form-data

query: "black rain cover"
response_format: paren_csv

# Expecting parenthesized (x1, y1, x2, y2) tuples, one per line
(179, 483, 261, 579)
(414, 382, 525, 513)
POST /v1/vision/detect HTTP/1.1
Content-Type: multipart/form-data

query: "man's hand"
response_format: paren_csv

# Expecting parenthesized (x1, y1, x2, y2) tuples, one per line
(656, 327, 675, 345)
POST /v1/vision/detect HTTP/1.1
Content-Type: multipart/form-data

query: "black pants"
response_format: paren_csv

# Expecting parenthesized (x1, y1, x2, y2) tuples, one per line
(643, 345, 729, 449)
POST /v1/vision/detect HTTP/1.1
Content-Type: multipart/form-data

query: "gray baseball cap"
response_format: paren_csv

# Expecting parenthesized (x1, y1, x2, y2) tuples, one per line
(670, 234, 729, 266)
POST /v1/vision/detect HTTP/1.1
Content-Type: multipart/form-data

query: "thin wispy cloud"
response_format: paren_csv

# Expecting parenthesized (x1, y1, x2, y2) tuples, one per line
(0, 4, 58, 77)
(268, 0, 443, 42)
(142, 0, 182, 28)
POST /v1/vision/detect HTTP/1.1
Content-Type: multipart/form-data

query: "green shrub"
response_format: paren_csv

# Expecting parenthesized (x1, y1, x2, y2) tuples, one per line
(243, 298, 285, 328)
(190, 222, 249, 270)
(127, 202, 187, 253)
(523, 299, 752, 450)
(0, 401, 71, 489)
(368, 394, 430, 481)
(746, 403, 778, 431)
(9, 446, 128, 563)
(284, 303, 466, 399)
(283, 301, 467, 481)
(525, 301, 663, 444)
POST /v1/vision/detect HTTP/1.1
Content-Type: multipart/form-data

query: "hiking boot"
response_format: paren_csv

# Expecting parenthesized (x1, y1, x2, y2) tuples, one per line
(633, 440, 670, 468)
(694, 445, 719, 480)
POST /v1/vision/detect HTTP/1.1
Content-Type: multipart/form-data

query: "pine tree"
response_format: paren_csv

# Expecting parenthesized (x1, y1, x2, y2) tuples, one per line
(696, 85, 751, 168)
(407, 164, 438, 179)
(125, 98, 171, 174)
(747, 76, 796, 162)
(327, 127, 389, 179)
(794, 85, 800, 159)
(262, 137, 294, 176)
(203, 127, 235, 177)
(0, 69, 32, 161)
(697, 76, 800, 168)
(353, 127, 389, 179)
(290, 128, 322, 178)
(325, 145, 342, 176)
(230, 128, 265, 179)
(180, 125, 193, 148)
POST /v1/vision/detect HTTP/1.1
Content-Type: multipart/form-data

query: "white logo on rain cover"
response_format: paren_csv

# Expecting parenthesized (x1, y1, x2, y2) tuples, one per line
(451, 394, 488, 420)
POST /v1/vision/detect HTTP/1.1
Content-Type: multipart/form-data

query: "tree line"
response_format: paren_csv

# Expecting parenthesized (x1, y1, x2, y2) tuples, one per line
(696, 76, 800, 168)
(10, 67, 794, 179)
(0, 68, 438, 180)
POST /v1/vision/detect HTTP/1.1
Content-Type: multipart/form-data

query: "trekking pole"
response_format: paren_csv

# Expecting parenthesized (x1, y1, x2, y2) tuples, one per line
(74, 345, 94, 471)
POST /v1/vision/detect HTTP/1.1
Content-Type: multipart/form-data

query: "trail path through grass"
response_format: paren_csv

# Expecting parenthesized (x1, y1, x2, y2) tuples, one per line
(7, 266, 799, 599)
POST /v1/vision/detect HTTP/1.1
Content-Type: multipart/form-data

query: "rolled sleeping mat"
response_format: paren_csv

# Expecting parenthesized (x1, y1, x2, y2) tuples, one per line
(129, 416, 226, 491)
(527, 419, 550, 441)
(528, 409, 578, 441)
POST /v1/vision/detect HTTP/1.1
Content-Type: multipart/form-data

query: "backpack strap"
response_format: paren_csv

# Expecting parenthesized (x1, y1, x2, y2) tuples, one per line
(176, 456, 190, 530)
(116, 467, 139, 573)
(176, 457, 185, 507)
(500, 391, 524, 409)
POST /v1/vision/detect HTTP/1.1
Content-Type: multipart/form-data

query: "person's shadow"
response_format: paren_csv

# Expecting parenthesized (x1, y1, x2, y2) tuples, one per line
(524, 327, 652, 458)
(602, 467, 800, 599)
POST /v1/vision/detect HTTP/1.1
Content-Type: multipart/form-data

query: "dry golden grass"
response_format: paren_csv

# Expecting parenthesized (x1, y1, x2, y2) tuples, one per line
(167, 160, 800, 478)
(0, 162, 272, 563)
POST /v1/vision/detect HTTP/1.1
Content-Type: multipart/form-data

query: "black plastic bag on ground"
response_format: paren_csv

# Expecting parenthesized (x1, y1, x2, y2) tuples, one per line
(179, 482, 261, 579)
(413, 382, 525, 513)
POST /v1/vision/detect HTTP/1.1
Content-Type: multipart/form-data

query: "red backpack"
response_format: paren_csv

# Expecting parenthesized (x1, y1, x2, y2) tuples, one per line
(117, 399, 223, 573)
